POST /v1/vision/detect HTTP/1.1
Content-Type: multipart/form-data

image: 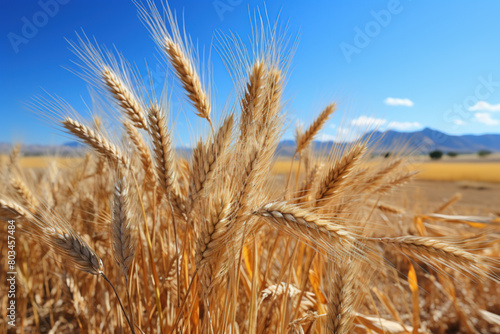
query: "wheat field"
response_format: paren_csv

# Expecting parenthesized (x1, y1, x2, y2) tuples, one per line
(1, 2, 500, 334)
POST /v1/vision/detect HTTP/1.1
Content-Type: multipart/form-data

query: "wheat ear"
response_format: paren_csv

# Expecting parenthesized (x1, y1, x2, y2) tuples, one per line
(240, 61, 266, 140)
(433, 192, 462, 213)
(7, 144, 21, 174)
(102, 66, 148, 129)
(258, 67, 282, 126)
(62, 118, 130, 168)
(379, 236, 488, 280)
(296, 103, 336, 154)
(0, 198, 30, 220)
(372, 201, 404, 215)
(327, 259, 359, 334)
(124, 121, 156, 185)
(164, 38, 212, 128)
(41, 225, 104, 276)
(254, 202, 356, 259)
(147, 104, 176, 193)
(294, 163, 320, 204)
(189, 114, 234, 212)
(315, 144, 366, 206)
(375, 170, 418, 195)
(360, 158, 403, 192)
(10, 177, 39, 211)
(111, 176, 137, 278)
(195, 194, 232, 296)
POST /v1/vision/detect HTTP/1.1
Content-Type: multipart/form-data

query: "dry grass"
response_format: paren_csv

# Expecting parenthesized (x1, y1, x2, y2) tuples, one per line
(1, 2, 499, 334)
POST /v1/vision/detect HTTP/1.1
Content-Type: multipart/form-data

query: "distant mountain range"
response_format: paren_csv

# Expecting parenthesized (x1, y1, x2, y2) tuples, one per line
(278, 127, 500, 156)
(0, 142, 85, 156)
(1, 128, 499, 156)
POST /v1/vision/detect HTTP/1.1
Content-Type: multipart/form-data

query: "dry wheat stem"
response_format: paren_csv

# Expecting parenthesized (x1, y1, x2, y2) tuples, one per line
(102, 67, 148, 129)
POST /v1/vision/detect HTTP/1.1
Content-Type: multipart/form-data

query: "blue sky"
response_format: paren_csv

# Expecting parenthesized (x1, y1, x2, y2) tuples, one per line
(1, 0, 500, 145)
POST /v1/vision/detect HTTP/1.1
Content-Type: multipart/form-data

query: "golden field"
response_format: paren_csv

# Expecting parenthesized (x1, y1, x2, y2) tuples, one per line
(0, 154, 83, 169)
(1, 2, 500, 332)
(414, 162, 500, 183)
(273, 158, 500, 183)
(3, 154, 499, 182)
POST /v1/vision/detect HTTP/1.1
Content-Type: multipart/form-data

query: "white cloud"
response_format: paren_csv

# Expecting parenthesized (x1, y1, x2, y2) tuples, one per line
(317, 134, 337, 141)
(468, 101, 500, 112)
(453, 119, 466, 125)
(387, 121, 422, 130)
(318, 127, 360, 142)
(474, 112, 499, 126)
(350, 116, 387, 127)
(384, 97, 414, 107)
